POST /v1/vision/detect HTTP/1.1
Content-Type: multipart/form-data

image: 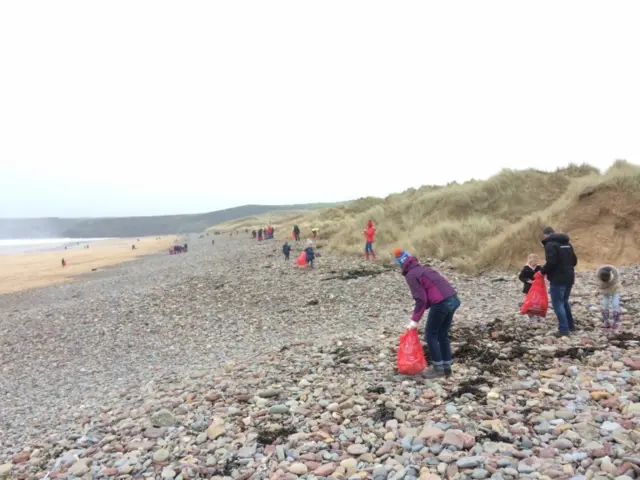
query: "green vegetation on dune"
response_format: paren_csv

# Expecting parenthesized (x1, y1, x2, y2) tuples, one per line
(214, 161, 640, 272)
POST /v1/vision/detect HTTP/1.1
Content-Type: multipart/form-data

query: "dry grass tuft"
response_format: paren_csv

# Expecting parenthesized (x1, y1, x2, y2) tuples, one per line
(212, 161, 640, 273)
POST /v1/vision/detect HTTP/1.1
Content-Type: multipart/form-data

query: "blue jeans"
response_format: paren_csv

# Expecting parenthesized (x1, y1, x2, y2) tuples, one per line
(603, 292, 620, 311)
(365, 242, 374, 254)
(424, 294, 461, 367)
(549, 284, 574, 333)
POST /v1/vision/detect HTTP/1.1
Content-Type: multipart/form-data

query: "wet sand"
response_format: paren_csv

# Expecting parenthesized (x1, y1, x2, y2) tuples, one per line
(0, 236, 177, 294)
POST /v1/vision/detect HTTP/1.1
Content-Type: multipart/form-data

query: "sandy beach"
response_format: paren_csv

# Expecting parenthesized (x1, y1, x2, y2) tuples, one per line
(0, 236, 176, 294)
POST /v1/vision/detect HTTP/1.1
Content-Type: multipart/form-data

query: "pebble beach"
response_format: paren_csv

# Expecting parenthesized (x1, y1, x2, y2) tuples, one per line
(1, 234, 639, 479)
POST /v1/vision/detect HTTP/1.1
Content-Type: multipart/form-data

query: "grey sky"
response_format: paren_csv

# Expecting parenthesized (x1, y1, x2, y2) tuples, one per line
(1, 1, 638, 218)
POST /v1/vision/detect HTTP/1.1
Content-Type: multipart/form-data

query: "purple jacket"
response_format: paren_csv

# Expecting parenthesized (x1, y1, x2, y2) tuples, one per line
(402, 256, 457, 321)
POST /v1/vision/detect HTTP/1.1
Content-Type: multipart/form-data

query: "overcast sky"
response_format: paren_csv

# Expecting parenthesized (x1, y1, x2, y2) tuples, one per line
(1, 1, 638, 218)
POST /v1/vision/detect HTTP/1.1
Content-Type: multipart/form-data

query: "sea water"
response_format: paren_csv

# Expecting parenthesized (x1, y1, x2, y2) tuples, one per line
(0, 238, 111, 254)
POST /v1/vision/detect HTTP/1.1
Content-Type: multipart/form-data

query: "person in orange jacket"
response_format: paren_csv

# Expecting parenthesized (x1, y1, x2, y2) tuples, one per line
(363, 220, 376, 260)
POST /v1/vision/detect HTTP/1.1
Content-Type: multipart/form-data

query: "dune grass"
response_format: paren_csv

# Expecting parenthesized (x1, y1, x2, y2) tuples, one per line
(212, 161, 640, 273)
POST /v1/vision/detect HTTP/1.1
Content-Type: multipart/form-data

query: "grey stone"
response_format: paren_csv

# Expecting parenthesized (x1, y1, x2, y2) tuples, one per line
(151, 409, 176, 427)
(456, 456, 484, 469)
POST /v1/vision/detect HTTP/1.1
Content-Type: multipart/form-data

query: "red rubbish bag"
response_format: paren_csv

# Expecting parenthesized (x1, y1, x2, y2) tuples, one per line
(520, 272, 548, 317)
(397, 329, 427, 375)
(296, 251, 307, 266)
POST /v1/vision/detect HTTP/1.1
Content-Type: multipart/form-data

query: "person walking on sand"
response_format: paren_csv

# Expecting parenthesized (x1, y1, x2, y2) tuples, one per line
(293, 224, 301, 243)
(363, 220, 376, 260)
(596, 265, 622, 329)
(61, 258, 66, 268)
(395, 248, 460, 378)
(540, 227, 578, 337)
(282, 241, 292, 260)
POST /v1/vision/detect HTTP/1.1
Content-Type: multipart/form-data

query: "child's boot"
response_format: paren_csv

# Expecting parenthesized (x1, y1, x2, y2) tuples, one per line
(612, 310, 621, 330)
(365, 252, 370, 261)
(371, 251, 377, 260)
(601, 309, 611, 328)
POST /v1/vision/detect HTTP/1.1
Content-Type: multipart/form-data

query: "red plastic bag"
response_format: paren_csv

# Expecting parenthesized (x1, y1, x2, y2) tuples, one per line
(296, 252, 307, 266)
(520, 272, 548, 317)
(397, 329, 427, 375)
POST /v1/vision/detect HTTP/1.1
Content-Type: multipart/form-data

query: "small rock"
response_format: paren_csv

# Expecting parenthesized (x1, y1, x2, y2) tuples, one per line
(347, 444, 369, 455)
(258, 389, 282, 398)
(289, 463, 308, 475)
(0, 464, 12, 478)
(153, 449, 170, 463)
(552, 438, 574, 450)
(456, 456, 484, 469)
(443, 431, 464, 449)
(420, 426, 445, 441)
(556, 410, 576, 421)
(270, 404, 290, 414)
(471, 469, 489, 479)
(68, 459, 90, 477)
(207, 424, 225, 439)
(161, 466, 176, 479)
(341, 458, 358, 470)
(315, 463, 337, 476)
(151, 409, 176, 427)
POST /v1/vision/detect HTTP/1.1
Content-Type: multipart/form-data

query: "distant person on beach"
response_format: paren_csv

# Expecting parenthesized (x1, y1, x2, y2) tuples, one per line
(363, 220, 376, 260)
(282, 241, 291, 260)
(597, 265, 621, 329)
(519, 254, 543, 322)
(252, 230, 257, 239)
(258, 229, 263, 241)
(395, 248, 460, 378)
(132, 244, 136, 250)
(304, 240, 315, 268)
(183, 243, 188, 252)
(212, 239, 215, 246)
(540, 227, 578, 337)
(293, 225, 301, 242)
(61, 258, 66, 268)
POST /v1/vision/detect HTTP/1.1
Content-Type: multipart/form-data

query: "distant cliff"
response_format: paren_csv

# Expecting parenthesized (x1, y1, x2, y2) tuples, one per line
(0, 203, 339, 239)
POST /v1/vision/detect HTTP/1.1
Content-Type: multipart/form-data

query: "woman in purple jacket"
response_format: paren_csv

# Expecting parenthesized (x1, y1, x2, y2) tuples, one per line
(394, 249, 461, 378)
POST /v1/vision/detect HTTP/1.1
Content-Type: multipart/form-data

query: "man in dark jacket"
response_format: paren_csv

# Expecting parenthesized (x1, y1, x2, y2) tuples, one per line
(540, 227, 578, 337)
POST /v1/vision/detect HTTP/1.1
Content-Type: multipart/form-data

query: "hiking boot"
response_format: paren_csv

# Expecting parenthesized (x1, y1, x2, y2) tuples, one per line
(600, 323, 611, 329)
(422, 366, 445, 379)
(443, 366, 452, 378)
(612, 311, 621, 330)
(553, 331, 570, 338)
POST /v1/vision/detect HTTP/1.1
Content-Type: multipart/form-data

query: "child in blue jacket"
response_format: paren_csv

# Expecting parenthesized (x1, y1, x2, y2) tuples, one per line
(304, 240, 315, 268)
(282, 241, 292, 260)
